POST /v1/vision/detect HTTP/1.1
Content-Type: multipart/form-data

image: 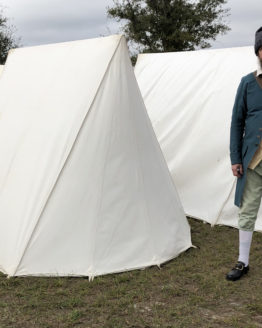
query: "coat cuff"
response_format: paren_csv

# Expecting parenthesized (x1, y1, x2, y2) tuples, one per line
(230, 153, 242, 165)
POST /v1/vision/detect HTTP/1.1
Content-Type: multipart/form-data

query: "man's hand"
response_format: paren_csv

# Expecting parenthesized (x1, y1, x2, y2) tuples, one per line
(232, 164, 243, 178)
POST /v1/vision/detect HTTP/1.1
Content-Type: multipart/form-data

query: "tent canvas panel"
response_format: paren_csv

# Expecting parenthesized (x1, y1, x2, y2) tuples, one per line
(135, 46, 257, 228)
(18, 38, 190, 277)
(0, 35, 122, 275)
(0, 35, 191, 277)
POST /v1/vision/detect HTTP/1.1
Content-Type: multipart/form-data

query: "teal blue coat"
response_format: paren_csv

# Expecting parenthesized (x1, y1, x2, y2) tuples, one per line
(230, 72, 262, 207)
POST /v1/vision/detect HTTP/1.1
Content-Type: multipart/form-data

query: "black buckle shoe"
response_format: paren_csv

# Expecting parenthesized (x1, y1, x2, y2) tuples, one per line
(226, 261, 249, 281)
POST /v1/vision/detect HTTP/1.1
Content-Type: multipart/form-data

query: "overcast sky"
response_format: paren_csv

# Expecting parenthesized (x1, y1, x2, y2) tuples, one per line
(0, 0, 261, 50)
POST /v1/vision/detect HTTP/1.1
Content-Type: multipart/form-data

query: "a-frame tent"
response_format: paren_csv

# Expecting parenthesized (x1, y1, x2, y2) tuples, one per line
(0, 35, 191, 278)
(135, 46, 262, 230)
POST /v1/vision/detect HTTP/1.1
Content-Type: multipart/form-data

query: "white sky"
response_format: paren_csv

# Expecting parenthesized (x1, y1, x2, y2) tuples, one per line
(0, 0, 261, 50)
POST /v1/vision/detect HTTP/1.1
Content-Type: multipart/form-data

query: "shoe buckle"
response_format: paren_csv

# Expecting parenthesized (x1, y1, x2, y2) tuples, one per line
(235, 263, 244, 271)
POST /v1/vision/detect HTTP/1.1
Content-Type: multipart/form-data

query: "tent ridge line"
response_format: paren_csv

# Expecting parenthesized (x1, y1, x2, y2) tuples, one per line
(12, 35, 124, 276)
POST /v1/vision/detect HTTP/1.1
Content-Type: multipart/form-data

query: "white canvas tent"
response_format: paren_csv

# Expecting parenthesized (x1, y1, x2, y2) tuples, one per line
(0, 35, 191, 278)
(0, 65, 3, 76)
(135, 46, 262, 230)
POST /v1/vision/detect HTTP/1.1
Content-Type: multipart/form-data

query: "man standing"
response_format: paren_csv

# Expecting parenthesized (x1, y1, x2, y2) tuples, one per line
(227, 27, 262, 281)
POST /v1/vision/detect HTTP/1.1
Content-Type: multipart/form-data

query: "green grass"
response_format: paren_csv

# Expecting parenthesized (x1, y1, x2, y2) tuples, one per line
(1, 218, 262, 328)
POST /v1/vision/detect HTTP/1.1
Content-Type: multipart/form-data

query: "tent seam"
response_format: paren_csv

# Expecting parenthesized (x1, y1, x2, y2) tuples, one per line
(214, 179, 236, 226)
(89, 37, 124, 277)
(128, 62, 157, 262)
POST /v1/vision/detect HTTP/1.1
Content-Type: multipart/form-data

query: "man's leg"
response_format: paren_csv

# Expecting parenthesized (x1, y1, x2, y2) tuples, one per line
(238, 230, 253, 267)
(226, 165, 262, 281)
(239, 166, 262, 232)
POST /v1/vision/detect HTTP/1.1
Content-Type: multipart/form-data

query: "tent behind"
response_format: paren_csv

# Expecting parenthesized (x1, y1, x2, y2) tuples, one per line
(135, 46, 261, 230)
(0, 35, 191, 278)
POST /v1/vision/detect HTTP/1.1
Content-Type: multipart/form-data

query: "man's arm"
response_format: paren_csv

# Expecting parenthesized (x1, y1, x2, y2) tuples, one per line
(230, 78, 247, 176)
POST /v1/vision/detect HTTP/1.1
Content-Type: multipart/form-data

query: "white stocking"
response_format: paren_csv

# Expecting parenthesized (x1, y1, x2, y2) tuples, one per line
(238, 230, 253, 266)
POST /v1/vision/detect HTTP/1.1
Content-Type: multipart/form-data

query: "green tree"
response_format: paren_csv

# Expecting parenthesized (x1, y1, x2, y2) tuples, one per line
(107, 0, 230, 55)
(0, 7, 19, 64)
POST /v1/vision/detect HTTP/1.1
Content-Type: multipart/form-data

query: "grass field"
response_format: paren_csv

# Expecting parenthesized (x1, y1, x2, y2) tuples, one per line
(1, 218, 262, 328)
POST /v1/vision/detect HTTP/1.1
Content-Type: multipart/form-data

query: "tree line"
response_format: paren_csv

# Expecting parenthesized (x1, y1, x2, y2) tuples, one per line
(0, 7, 18, 64)
(0, 0, 230, 64)
(107, 0, 229, 61)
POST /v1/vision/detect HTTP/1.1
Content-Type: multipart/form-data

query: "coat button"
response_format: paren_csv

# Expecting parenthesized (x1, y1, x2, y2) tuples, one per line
(255, 144, 259, 146)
